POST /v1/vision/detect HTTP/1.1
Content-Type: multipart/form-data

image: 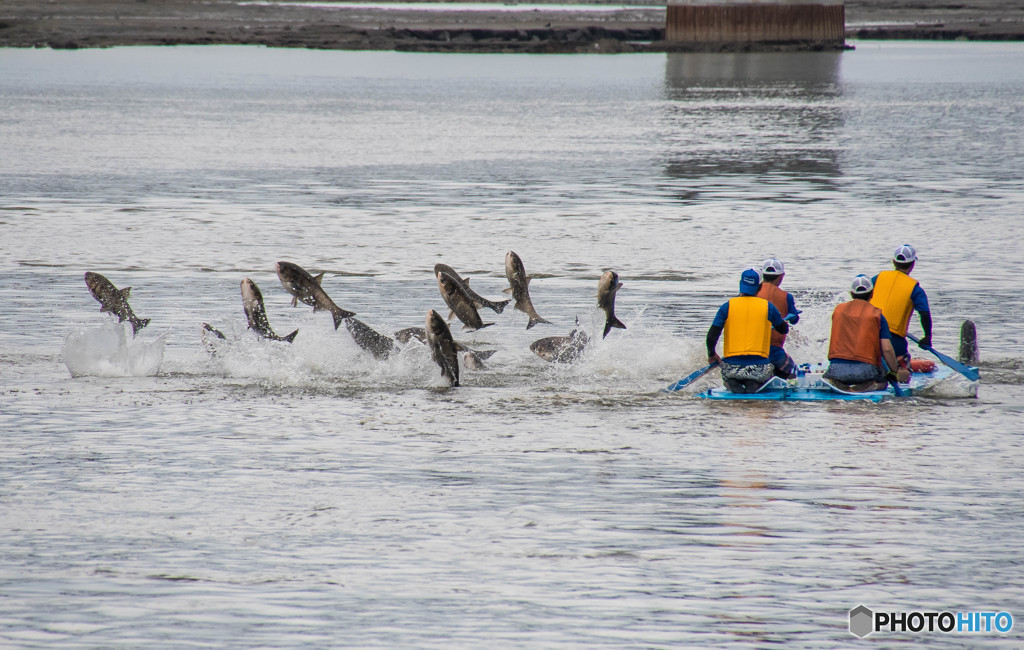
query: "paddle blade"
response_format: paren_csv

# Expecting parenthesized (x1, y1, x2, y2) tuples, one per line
(880, 358, 903, 397)
(665, 362, 719, 392)
(907, 334, 980, 381)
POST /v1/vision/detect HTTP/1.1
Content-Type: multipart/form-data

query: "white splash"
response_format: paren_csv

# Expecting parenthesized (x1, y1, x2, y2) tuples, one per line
(63, 321, 166, 378)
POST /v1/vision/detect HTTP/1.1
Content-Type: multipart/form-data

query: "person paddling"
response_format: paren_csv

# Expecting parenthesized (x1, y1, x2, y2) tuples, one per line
(871, 244, 932, 382)
(755, 257, 801, 379)
(706, 268, 790, 394)
(824, 275, 900, 392)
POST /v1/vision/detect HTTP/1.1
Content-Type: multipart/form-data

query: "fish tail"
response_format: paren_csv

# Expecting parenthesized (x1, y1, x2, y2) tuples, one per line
(603, 316, 627, 338)
(131, 317, 151, 336)
(526, 315, 551, 330)
(491, 299, 511, 314)
(332, 308, 356, 330)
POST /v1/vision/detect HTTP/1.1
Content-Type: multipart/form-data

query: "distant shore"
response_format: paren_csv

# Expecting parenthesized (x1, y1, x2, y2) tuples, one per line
(1, 0, 1022, 53)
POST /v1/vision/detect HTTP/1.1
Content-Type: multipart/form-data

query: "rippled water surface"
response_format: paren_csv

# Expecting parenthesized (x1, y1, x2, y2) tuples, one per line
(2, 43, 1023, 646)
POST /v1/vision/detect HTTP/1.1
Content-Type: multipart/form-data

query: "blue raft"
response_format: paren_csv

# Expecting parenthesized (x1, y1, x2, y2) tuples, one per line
(695, 362, 977, 402)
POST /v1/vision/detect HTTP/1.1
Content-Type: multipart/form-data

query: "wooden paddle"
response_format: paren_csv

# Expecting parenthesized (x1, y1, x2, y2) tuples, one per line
(907, 333, 981, 381)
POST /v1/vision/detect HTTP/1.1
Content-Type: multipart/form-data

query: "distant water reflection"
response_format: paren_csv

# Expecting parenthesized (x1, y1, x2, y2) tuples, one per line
(662, 51, 843, 203)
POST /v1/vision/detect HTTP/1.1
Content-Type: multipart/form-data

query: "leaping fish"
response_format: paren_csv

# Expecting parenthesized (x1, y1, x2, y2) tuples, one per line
(84, 271, 150, 336)
(530, 317, 589, 364)
(394, 326, 497, 370)
(275, 261, 355, 330)
(504, 250, 551, 330)
(597, 270, 626, 339)
(425, 309, 460, 387)
(241, 278, 298, 343)
(344, 317, 398, 360)
(437, 270, 493, 332)
(433, 263, 510, 314)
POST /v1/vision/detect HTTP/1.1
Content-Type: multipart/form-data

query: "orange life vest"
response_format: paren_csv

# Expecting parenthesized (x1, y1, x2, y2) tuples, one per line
(757, 282, 789, 348)
(870, 270, 918, 337)
(828, 299, 883, 365)
(723, 296, 771, 359)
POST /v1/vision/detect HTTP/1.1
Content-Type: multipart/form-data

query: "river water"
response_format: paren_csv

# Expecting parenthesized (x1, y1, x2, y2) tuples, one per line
(1, 42, 1023, 646)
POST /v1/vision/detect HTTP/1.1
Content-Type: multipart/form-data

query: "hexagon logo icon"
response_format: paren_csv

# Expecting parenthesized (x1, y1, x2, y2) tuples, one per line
(849, 605, 874, 638)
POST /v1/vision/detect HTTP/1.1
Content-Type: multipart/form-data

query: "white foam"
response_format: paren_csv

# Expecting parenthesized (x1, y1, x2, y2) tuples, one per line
(63, 321, 166, 378)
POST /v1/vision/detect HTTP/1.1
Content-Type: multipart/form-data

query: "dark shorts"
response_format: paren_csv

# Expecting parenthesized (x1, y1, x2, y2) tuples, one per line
(824, 361, 883, 384)
(768, 346, 797, 379)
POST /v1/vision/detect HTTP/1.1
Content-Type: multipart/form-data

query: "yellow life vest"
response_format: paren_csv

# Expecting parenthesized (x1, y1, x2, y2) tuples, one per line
(870, 270, 918, 336)
(723, 296, 771, 358)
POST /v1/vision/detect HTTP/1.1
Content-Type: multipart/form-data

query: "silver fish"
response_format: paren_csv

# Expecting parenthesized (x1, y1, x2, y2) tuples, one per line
(425, 309, 460, 387)
(241, 278, 298, 343)
(504, 251, 551, 330)
(530, 319, 589, 364)
(394, 327, 496, 365)
(344, 317, 398, 360)
(437, 270, 493, 332)
(275, 261, 355, 330)
(597, 270, 626, 339)
(433, 263, 510, 314)
(84, 271, 150, 336)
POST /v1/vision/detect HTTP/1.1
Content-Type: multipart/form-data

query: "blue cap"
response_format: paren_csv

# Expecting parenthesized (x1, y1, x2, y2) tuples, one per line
(739, 267, 762, 295)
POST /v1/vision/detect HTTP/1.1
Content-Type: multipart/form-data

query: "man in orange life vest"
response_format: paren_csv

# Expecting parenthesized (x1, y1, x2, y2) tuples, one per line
(824, 275, 900, 392)
(756, 257, 801, 379)
(707, 267, 790, 394)
(871, 244, 932, 381)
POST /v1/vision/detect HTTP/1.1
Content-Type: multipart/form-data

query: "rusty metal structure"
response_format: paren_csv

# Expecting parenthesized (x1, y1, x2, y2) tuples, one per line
(666, 0, 845, 47)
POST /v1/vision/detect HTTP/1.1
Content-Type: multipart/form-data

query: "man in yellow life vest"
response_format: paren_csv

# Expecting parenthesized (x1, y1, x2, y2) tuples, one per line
(871, 244, 932, 381)
(824, 275, 900, 392)
(756, 257, 801, 379)
(707, 267, 791, 394)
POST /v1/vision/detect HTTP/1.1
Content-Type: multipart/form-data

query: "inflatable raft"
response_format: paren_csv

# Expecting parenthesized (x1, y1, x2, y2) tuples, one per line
(697, 360, 978, 402)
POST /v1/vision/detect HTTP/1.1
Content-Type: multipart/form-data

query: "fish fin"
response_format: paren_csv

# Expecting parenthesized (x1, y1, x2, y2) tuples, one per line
(526, 315, 552, 330)
(464, 277, 471, 286)
(616, 282, 623, 291)
(447, 310, 455, 321)
(331, 309, 355, 330)
(313, 272, 324, 285)
(478, 322, 495, 330)
(602, 317, 626, 339)
(491, 299, 511, 314)
(131, 318, 150, 336)
(513, 299, 529, 314)
(473, 349, 498, 361)
(502, 287, 513, 295)
(283, 329, 299, 343)
(202, 323, 227, 340)
(121, 287, 132, 298)
(291, 296, 298, 308)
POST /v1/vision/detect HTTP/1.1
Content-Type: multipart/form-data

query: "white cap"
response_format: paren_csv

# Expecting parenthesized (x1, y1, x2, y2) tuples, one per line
(851, 274, 874, 295)
(761, 258, 785, 275)
(893, 244, 917, 263)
